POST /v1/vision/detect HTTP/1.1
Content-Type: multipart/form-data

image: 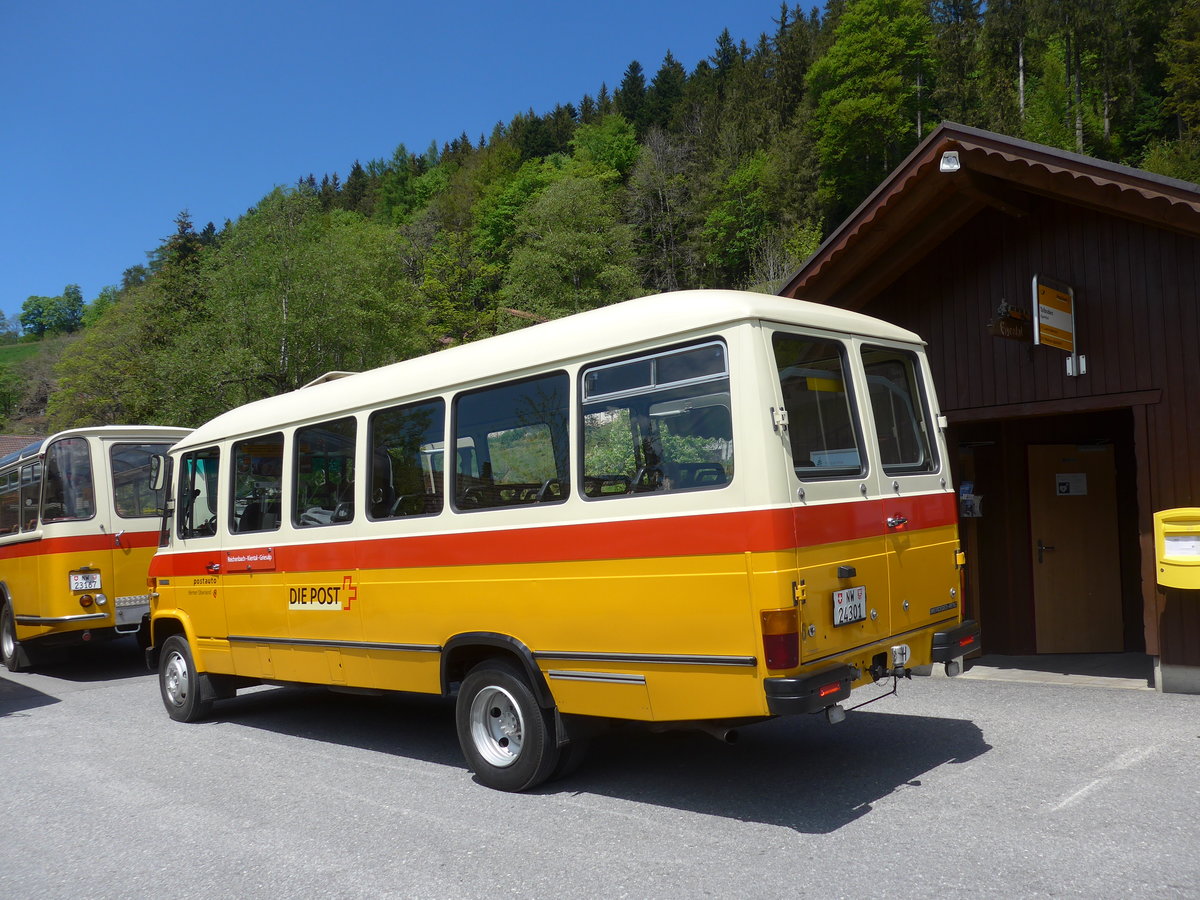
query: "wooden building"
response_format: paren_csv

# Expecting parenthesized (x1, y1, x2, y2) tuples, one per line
(781, 122, 1200, 693)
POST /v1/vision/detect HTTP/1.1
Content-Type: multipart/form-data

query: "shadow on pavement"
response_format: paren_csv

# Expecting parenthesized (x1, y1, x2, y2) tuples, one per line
(210, 684, 990, 834)
(0, 675, 60, 715)
(22, 637, 148, 683)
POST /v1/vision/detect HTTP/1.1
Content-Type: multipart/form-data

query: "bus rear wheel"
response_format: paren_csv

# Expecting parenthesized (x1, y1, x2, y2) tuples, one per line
(456, 660, 560, 792)
(1, 603, 29, 673)
(159, 635, 212, 723)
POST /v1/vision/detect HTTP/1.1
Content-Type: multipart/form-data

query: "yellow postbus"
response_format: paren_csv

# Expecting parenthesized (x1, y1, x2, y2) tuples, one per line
(0, 426, 191, 671)
(146, 290, 979, 791)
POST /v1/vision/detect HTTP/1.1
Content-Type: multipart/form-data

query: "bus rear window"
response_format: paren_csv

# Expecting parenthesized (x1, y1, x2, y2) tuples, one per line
(772, 333, 865, 479)
(43, 437, 95, 522)
(112, 442, 175, 518)
(861, 347, 938, 474)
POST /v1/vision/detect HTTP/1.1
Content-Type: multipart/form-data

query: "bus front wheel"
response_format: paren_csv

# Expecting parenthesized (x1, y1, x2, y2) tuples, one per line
(1, 603, 29, 673)
(456, 660, 560, 792)
(159, 635, 212, 723)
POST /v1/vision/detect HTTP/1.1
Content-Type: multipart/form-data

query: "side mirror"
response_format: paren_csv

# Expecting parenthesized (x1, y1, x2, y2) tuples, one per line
(149, 455, 166, 492)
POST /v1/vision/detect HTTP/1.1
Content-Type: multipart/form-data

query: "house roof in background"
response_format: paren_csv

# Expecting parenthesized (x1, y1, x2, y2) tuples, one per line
(781, 122, 1200, 308)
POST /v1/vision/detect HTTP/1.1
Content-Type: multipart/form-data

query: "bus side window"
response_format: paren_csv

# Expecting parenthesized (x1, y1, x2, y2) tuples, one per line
(178, 448, 220, 539)
(772, 333, 865, 479)
(368, 399, 445, 519)
(42, 437, 95, 522)
(294, 418, 356, 528)
(861, 347, 938, 474)
(454, 372, 570, 510)
(20, 462, 40, 531)
(0, 472, 18, 532)
(581, 341, 733, 498)
(231, 433, 284, 534)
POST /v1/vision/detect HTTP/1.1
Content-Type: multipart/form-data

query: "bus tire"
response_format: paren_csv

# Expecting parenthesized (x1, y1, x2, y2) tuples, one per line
(1, 602, 29, 673)
(159, 635, 212, 723)
(456, 660, 560, 792)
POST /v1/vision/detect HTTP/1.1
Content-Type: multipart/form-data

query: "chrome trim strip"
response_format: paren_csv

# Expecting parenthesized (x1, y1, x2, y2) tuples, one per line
(801, 617, 960, 667)
(547, 670, 647, 685)
(534, 651, 757, 668)
(16, 613, 107, 625)
(227, 635, 441, 653)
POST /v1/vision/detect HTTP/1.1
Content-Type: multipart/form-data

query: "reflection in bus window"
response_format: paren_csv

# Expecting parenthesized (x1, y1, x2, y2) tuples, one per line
(294, 419, 356, 527)
(454, 373, 569, 510)
(112, 442, 175, 518)
(369, 399, 445, 519)
(773, 334, 864, 479)
(582, 342, 733, 498)
(861, 348, 937, 474)
(0, 471, 18, 532)
(20, 463, 40, 531)
(231, 433, 284, 533)
(42, 437, 95, 522)
(178, 448, 220, 539)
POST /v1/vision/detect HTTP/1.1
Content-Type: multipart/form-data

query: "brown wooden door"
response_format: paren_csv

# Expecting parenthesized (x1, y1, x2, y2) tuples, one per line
(1027, 444, 1124, 653)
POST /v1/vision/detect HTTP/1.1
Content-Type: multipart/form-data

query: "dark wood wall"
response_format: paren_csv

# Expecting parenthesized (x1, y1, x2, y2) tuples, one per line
(851, 195, 1200, 667)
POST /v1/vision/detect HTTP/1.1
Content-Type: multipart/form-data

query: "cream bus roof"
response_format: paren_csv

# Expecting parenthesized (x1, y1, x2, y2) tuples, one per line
(180, 289, 923, 450)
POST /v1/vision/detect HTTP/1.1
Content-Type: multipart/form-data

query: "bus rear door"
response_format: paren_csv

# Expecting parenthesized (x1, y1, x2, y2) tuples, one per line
(768, 327, 893, 666)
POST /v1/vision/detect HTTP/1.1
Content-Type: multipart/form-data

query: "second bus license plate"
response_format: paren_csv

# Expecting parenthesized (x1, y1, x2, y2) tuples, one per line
(69, 572, 101, 591)
(833, 586, 867, 626)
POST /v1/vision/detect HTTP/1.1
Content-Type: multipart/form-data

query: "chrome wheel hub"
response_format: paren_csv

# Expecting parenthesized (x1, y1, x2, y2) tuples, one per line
(163, 651, 190, 707)
(469, 685, 524, 768)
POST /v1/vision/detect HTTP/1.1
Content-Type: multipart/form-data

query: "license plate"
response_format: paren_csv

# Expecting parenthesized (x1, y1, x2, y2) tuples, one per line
(833, 586, 867, 626)
(70, 572, 101, 591)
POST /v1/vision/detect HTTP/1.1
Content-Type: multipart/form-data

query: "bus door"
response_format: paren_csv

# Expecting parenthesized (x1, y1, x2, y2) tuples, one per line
(172, 446, 236, 668)
(858, 344, 959, 645)
(223, 434, 293, 680)
(104, 439, 177, 633)
(285, 418, 363, 687)
(767, 329, 890, 664)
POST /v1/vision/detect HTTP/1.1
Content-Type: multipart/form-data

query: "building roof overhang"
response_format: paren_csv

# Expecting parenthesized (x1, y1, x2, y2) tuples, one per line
(780, 122, 1200, 308)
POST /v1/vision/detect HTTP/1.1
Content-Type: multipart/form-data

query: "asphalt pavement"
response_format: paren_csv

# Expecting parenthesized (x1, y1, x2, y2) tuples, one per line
(1, 641, 1197, 899)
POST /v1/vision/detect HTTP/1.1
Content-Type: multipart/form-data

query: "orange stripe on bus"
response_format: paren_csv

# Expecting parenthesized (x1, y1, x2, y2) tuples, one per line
(149, 493, 956, 577)
(0, 530, 160, 561)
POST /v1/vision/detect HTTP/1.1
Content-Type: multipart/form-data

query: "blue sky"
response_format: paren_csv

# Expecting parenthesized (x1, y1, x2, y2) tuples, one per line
(1, 0, 786, 323)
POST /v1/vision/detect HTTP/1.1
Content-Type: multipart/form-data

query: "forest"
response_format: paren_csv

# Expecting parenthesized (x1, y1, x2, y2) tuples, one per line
(5, 0, 1198, 434)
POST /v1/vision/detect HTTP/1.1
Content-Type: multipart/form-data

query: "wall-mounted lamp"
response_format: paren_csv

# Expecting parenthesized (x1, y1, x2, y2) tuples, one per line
(939, 150, 961, 173)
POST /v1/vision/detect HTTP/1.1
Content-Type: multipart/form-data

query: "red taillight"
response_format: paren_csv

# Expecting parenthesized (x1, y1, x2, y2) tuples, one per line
(818, 681, 842, 698)
(761, 608, 800, 670)
(959, 634, 976, 648)
(79, 594, 94, 608)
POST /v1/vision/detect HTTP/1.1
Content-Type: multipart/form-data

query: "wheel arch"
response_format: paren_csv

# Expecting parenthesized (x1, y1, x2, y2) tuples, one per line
(442, 632, 555, 709)
(146, 613, 199, 670)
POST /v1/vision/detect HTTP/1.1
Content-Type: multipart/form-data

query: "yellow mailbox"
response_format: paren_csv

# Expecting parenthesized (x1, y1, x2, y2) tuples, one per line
(1153, 508, 1200, 589)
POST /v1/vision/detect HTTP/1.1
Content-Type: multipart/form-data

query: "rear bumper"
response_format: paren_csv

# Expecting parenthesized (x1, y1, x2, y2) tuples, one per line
(764, 664, 855, 715)
(931, 620, 982, 662)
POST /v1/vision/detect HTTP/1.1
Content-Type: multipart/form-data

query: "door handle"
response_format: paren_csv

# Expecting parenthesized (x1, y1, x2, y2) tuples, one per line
(206, 562, 221, 573)
(1036, 539, 1055, 564)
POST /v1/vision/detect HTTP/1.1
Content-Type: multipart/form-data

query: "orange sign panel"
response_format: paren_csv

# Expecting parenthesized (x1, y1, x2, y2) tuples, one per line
(1036, 282, 1075, 352)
